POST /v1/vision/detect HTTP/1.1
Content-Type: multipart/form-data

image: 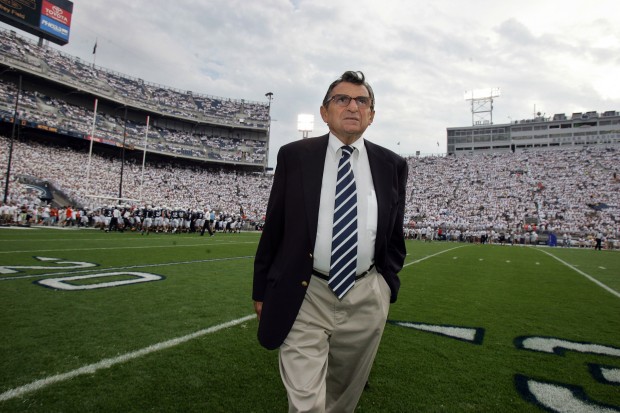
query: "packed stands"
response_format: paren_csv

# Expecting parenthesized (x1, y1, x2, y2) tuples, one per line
(0, 77, 268, 165)
(1, 133, 618, 246)
(0, 28, 269, 126)
(0, 28, 269, 167)
(404, 148, 619, 244)
(0, 28, 618, 247)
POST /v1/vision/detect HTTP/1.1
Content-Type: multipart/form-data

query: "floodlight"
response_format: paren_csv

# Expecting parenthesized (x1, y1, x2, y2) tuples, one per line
(297, 114, 314, 139)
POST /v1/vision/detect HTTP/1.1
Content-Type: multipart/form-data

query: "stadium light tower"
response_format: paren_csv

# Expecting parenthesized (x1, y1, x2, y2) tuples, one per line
(297, 114, 314, 139)
(265, 92, 273, 172)
(464, 88, 501, 126)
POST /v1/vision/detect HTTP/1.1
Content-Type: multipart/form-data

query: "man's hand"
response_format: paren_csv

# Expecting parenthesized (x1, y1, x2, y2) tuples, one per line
(254, 301, 263, 321)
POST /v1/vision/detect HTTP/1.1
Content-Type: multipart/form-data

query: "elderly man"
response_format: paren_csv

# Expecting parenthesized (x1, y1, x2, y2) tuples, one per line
(253, 71, 408, 412)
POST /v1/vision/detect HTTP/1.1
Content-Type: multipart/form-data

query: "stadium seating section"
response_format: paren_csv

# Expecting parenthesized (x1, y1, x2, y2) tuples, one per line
(0, 28, 268, 164)
(0, 28, 618, 247)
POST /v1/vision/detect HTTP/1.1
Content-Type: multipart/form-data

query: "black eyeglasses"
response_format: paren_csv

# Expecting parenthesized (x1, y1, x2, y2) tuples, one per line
(327, 94, 372, 108)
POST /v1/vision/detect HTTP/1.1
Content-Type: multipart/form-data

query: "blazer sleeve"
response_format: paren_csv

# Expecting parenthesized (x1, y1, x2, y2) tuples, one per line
(252, 147, 287, 302)
(384, 155, 408, 303)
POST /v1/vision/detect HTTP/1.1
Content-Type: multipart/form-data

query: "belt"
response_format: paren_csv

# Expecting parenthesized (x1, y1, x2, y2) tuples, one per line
(311, 264, 375, 282)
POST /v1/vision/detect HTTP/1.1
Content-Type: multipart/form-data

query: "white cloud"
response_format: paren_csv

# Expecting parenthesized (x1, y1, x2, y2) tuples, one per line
(6, 0, 619, 166)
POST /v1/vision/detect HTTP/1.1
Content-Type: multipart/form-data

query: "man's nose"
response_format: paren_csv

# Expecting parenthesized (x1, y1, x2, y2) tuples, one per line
(346, 99, 360, 111)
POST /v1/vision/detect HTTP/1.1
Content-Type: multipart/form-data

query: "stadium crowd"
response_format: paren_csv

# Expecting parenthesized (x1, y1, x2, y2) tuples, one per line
(1, 27, 618, 248)
(0, 135, 269, 227)
(0, 28, 268, 165)
(1, 134, 618, 249)
(0, 28, 269, 126)
(404, 148, 619, 236)
(0, 79, 268, 165)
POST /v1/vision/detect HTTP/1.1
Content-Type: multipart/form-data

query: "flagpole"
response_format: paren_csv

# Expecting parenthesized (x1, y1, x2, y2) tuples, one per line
(85, 98, 98, 200)
(139, 115, 150, 202)
(92, 38, 97, 67)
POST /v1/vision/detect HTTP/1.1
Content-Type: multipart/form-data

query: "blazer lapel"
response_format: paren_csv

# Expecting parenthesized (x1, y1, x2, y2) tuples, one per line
(301, 135, 329, 248)
(366, 141, 394, 251)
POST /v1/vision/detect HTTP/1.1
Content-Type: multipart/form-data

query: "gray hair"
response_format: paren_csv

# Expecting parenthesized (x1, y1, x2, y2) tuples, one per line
(322, 71, 375, 110)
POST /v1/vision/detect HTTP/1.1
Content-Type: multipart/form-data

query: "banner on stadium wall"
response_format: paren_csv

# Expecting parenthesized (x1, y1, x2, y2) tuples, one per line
(0, 116, 92, 144)
(22, 184, 53, 201)
(36, 124, 58, 133)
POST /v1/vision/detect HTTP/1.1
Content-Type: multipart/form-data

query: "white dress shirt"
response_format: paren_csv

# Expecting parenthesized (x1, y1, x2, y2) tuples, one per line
(313, 133, 378, 275)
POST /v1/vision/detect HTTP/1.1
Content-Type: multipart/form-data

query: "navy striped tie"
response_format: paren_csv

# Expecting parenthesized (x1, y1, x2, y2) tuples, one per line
(329, 146, 357, 299)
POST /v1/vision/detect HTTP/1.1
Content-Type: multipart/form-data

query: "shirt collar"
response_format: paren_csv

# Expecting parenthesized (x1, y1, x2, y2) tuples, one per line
(328, 133, 365, 159)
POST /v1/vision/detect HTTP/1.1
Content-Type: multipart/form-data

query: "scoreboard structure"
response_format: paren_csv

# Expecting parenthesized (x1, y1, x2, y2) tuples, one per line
(0, 0, 73, 45)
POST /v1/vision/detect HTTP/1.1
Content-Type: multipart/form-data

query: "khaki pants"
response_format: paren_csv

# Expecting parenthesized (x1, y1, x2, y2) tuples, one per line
(279, 269, 391, 413)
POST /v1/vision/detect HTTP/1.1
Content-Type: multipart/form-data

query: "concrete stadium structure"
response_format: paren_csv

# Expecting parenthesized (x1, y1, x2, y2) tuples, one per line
(0, 27, 271, 172)
(447, 110, 620, 155)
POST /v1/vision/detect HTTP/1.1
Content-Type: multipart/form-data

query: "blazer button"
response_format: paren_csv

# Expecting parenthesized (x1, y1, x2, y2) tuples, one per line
(308, 253, 313, 258)
(301, 281, 308, 287)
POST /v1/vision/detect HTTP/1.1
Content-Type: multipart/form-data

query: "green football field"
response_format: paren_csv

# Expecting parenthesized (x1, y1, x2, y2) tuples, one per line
(1, 228, 619, 412)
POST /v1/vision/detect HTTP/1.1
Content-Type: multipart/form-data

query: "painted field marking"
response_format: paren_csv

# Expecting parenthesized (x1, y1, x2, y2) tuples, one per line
(0, 257, 98, 274)
(0, 240, 257, 255)
(535, 248, 620, 299)
(0, 255, 253, 281)
(390, 320, 484, 344)
(516, 375, 620, 413)
(0, 314, 256, 402)
(37, 272, 164, 290)
(403, 245, 466, 268)
(517, 336, 620, 357)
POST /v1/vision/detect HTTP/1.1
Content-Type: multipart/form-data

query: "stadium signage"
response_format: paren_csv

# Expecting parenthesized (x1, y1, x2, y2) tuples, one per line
(0, 0, 39, 26)
(0, 0, 73, 45)
(36, 124, 58, 132)
(39, 14, 69, 41)
(41, 1, 71, 26)
(0, 4, 24, 20)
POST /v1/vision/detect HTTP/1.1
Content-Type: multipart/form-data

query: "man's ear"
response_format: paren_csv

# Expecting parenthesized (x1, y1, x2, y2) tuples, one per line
(320, 105, 328, 123)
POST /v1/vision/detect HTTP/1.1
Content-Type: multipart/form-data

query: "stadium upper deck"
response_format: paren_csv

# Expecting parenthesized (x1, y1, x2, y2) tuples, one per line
(447, 111, 620, 156)
(0, 27, 270, 170)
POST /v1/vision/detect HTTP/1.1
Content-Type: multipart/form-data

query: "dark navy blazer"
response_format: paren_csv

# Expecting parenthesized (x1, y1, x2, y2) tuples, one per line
(253, 134, 408, 350)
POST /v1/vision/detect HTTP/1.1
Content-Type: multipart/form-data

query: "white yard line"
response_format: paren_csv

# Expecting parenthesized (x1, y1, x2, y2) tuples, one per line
(0, 314, 256, 402)
(535, 248, 620, 299)
(403, 245, 466, 267)
(0, 242, 462, 402)
(0, 240, 257, 254)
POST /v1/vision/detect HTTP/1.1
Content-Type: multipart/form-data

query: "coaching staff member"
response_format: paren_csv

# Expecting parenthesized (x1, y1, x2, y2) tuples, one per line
(253, 70, 408, 412)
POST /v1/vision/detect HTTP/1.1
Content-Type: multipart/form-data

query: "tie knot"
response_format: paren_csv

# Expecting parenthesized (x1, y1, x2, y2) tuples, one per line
(341, 146, 354, 157)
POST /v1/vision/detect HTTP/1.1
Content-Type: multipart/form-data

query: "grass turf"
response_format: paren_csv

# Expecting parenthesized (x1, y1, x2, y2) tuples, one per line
(0, 228, 619, 412)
